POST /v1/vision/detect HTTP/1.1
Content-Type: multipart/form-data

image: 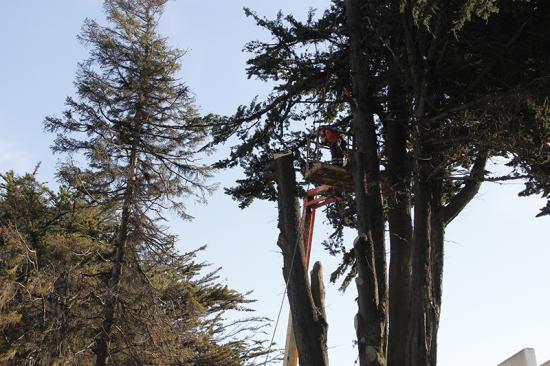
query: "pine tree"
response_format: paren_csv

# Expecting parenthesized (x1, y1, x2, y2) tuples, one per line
(44, 1, 214, 364)
(0, 171, 270, 365)
(0, 171, 114, 365)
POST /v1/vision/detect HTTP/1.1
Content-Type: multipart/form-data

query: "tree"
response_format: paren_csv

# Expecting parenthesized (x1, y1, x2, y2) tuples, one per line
(0, 171, 270, 365)
(212, 1, 550, 365)
(44, 0, 215, 364)
(0, 170, 113, 365)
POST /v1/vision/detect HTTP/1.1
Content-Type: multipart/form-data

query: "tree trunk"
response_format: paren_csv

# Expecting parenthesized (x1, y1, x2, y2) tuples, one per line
(94, 145, 139, 366)
(393, 5, 453, 362)
(272, 153, 329, 366)
(407, 174, 432, 366)
(345, 1, 388, 365)
(428, 208, 445, 366)
(386, 84, 414, 366)
(402, 180, 445, 366)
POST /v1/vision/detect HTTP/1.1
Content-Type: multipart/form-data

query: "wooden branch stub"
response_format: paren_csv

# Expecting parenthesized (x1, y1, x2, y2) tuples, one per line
(310, 261, 326, 320)
(266, 152, 294, 182)
(273, 152, 293, 160)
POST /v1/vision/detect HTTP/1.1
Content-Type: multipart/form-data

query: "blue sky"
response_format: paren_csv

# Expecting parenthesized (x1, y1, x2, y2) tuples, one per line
(1, 1, 548, 365)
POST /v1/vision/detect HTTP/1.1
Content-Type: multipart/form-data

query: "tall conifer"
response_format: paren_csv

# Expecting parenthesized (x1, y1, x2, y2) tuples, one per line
(45, 1, 212, 364)
(0, 172, 270, 365)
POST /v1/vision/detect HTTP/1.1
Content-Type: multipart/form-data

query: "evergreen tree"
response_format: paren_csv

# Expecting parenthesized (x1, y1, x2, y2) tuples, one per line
(44, 0, 216, 364)
(0, 171, 113, 364)
(213, 1, 550, 365)
(0, 171, 270, 365)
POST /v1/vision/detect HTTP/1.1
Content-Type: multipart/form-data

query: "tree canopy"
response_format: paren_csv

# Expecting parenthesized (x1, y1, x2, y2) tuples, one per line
(39, 0, 271, 364)
(0, 171, 270, 365)
(212, 1, 550, 365)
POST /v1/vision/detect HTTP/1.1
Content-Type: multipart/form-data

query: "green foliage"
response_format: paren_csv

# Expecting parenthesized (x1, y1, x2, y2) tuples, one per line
(213, 0, 550, 289)
(402, 0, 439, 29)
(0, 171, 271, 365)
(44, 0, 213, 221)
(15, 1, 272, 363)
(0, 171, 112, 364)
(43, 1, 224, 363)
(453, 0, 500, 31)
(400, 0, 501, 34)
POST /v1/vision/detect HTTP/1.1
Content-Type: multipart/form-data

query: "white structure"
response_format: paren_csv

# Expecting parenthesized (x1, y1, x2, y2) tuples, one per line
(498, 348, 550, 366)
(498, 349, 537, 366)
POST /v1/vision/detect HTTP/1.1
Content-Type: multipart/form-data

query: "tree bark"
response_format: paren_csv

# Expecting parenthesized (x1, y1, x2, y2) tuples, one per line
(394, 4, 456, 364)
(404, 176, 443, 366)
(94, 144, 139, 366)
(272, 153, 329, 366)
(345, 1, 388, 365)
(311, 262, 327, 324)
(386, 84, 414, 366)
(402, 147, 488, 366)
(407, 157, 432, 366)
(428, 203, 445, 366)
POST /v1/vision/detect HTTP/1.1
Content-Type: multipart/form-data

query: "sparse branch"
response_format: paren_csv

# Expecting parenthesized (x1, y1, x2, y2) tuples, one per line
(442, 149, 489, 224)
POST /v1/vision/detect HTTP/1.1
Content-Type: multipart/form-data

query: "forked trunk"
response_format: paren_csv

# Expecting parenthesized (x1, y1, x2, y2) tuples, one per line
(396, 168, 445, 366)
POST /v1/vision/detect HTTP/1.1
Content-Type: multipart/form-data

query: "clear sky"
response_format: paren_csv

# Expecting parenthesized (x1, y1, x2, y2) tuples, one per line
(1, 1, 548, 365)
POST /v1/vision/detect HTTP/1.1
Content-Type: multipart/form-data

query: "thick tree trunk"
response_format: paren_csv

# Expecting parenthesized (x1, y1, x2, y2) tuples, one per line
(386, 84, 414, 366)
(272, 153, 329, 366)
(94, 145, 139, 366)
(403, 181, 445, 366)
(400, 108, 441, 366)
(345, 1, 388, 365)
(395, 5, 451, 362)
(401, 136, 482, 366)
(406, 160, 430, 366)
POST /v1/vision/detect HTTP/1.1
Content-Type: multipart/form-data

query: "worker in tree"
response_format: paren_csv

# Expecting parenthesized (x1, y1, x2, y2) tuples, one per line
(319, 125, 347, 166)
